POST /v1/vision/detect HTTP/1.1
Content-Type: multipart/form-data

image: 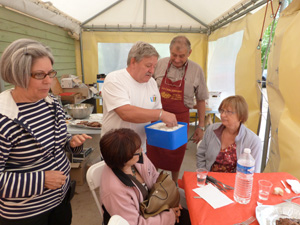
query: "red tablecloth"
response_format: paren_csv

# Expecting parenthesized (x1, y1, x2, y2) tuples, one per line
(183, 171, 300, 225)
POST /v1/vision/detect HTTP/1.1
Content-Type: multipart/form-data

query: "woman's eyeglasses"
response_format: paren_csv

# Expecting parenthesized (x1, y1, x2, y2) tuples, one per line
(219, 109, 236, 115)
(31, 70, 57, 80)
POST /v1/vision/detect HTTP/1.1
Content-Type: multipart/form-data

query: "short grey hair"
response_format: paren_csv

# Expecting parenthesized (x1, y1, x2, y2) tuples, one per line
(170, 36, 191, 53)
(127, 41, 159, 66)
(0, 38, 54, 89)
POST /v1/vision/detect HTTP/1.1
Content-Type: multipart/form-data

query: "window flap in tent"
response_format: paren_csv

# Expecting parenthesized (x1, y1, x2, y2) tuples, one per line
(264, 0, 300, 179)
(80, 32, 207, 85)
(207, 1, 279, 135)
(207, 31, 244, 101)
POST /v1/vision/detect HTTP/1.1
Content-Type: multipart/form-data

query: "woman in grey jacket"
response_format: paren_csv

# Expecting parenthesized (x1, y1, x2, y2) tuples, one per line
(196, 95, 262, 173)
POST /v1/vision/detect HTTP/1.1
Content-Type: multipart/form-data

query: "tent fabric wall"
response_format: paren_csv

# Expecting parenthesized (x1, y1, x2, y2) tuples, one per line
(81, 32, 208, 85)
(264, 0, 300, 179)
(0, 6, 78, 90)
(208, 2, 278, 134)
(1, 0, 299, 179)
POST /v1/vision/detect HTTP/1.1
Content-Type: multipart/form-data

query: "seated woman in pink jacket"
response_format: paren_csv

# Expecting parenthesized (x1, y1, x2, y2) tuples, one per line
(99, 128, 190, 225)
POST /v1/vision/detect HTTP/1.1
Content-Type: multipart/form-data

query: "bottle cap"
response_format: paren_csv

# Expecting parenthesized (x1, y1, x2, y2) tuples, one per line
(244, 148, 251, 154)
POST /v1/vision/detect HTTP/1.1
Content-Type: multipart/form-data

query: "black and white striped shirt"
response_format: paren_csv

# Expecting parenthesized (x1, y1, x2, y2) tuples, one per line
(0, 91, 80, 219)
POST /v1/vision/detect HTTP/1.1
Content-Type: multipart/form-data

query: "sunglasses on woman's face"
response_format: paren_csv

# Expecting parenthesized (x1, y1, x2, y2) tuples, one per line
(133, 152, 142, 156)
(133, 147, 142, 156)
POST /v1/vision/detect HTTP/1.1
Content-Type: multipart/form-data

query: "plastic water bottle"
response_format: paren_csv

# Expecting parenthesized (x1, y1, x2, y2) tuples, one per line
(234, 148, 255, 204)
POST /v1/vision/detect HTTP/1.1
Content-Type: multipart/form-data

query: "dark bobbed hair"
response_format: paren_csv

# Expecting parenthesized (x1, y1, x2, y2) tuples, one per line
(218, 95, 249, 123)
(100, 128, 142, 170)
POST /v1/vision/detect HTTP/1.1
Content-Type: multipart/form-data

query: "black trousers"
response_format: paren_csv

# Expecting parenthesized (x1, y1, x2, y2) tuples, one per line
(0, 189, 72, 225)
(175, 207, 191, 225)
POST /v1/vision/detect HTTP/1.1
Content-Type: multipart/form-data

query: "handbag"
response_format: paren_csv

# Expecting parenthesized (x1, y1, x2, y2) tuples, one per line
(140, 171, 180, 219)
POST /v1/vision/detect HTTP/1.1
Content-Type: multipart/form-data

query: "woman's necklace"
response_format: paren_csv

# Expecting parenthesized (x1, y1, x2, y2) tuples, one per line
(131, 166, 136, 177)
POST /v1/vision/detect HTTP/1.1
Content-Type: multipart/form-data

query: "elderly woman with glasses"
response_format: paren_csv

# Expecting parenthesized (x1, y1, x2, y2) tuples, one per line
(196, 95, 262, 173)
(100, 128, 192, 225)
(0, 39, 91, 225)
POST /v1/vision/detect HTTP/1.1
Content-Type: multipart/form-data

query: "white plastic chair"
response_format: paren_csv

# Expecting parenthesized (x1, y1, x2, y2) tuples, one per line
(108, 215, 130, 225)
(86, 160, 106, 220)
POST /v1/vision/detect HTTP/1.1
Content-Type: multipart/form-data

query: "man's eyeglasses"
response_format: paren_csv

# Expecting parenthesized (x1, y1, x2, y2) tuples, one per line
(31, 70, 57, 80)
(219, 109, 236, 115)
(164, 77, 183, 88)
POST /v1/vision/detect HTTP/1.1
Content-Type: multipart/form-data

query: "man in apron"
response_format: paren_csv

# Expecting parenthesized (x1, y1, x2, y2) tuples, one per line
(147, 36, 209, 183)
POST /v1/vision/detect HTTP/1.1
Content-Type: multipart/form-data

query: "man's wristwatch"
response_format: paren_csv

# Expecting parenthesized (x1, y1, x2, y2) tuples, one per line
(198, 126, 205, 131)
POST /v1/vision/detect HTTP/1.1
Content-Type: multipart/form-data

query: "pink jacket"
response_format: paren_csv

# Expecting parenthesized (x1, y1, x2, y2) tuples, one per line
(100, 154, 176, 225)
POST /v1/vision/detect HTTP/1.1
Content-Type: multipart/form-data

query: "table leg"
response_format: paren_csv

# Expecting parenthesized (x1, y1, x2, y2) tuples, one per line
(188, 112, 198, 141)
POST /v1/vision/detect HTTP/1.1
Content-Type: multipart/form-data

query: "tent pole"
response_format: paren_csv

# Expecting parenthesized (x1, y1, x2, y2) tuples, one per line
(81, 25, 207, 33)
(261, 109, 271, 172)
(79, 31, 85, 83)
(165, 0, 208, 28)
(258, 15, 277, 172)
(82, 0, 123, 26)
(257, 13, 277, 135)
(143, 0, 147, 25)
(210, 0, 268, 32)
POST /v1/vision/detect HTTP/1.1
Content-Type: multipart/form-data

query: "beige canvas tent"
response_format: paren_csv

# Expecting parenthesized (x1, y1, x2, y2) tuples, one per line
(0, 0, 299, 179)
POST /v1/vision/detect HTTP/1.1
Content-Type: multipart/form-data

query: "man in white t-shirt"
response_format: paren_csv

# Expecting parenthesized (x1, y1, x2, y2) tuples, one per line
(101, 42, 177, 151)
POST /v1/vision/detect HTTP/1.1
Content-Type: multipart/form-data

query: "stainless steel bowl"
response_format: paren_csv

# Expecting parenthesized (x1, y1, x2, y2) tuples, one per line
(66, 103, 94, 119)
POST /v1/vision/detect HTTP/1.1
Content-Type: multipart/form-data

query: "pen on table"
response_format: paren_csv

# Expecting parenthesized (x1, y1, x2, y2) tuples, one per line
(193, 196, 202, 199)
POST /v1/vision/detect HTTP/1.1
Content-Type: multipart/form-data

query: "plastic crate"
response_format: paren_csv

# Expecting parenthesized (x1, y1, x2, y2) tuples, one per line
(145, 121, 188, 150)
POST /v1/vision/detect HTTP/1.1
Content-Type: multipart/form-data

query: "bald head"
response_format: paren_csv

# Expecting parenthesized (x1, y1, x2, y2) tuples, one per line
(169, 36, 191, 53)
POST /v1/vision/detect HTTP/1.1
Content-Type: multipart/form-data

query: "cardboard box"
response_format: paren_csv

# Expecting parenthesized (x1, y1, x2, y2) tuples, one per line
(51, 77, 63, 95)
(59, 92, 83, 104)
(61, 74, 82, 88)
(63, 83, 93, 99)
(145, 121, 188, 150)
(61, 78, 74, 88)
(51, 77, 92, 103)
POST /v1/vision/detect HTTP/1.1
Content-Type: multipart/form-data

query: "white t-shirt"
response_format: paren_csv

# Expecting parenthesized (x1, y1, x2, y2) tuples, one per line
(101, 69, 162, 150)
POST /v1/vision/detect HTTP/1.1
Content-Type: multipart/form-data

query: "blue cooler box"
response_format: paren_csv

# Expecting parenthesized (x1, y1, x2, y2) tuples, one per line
(145, 121, 188, 150)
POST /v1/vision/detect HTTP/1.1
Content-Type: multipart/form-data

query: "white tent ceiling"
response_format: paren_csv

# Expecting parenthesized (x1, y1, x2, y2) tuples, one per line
(43, 0, 244, 24)
(0, 0, 268, 34)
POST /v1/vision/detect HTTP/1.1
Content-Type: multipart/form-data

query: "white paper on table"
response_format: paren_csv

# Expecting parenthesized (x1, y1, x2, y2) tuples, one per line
(286, 179, 300, 194)
(193, 183, 234, 209)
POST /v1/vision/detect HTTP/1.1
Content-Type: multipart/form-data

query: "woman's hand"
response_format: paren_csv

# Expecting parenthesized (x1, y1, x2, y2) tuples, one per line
(171, 205, 182, 223)
(45, 170, 67, 190)
(192, 128, 204, 143)
(70, 134, 92, 148)
(161, 110, 178, 127)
